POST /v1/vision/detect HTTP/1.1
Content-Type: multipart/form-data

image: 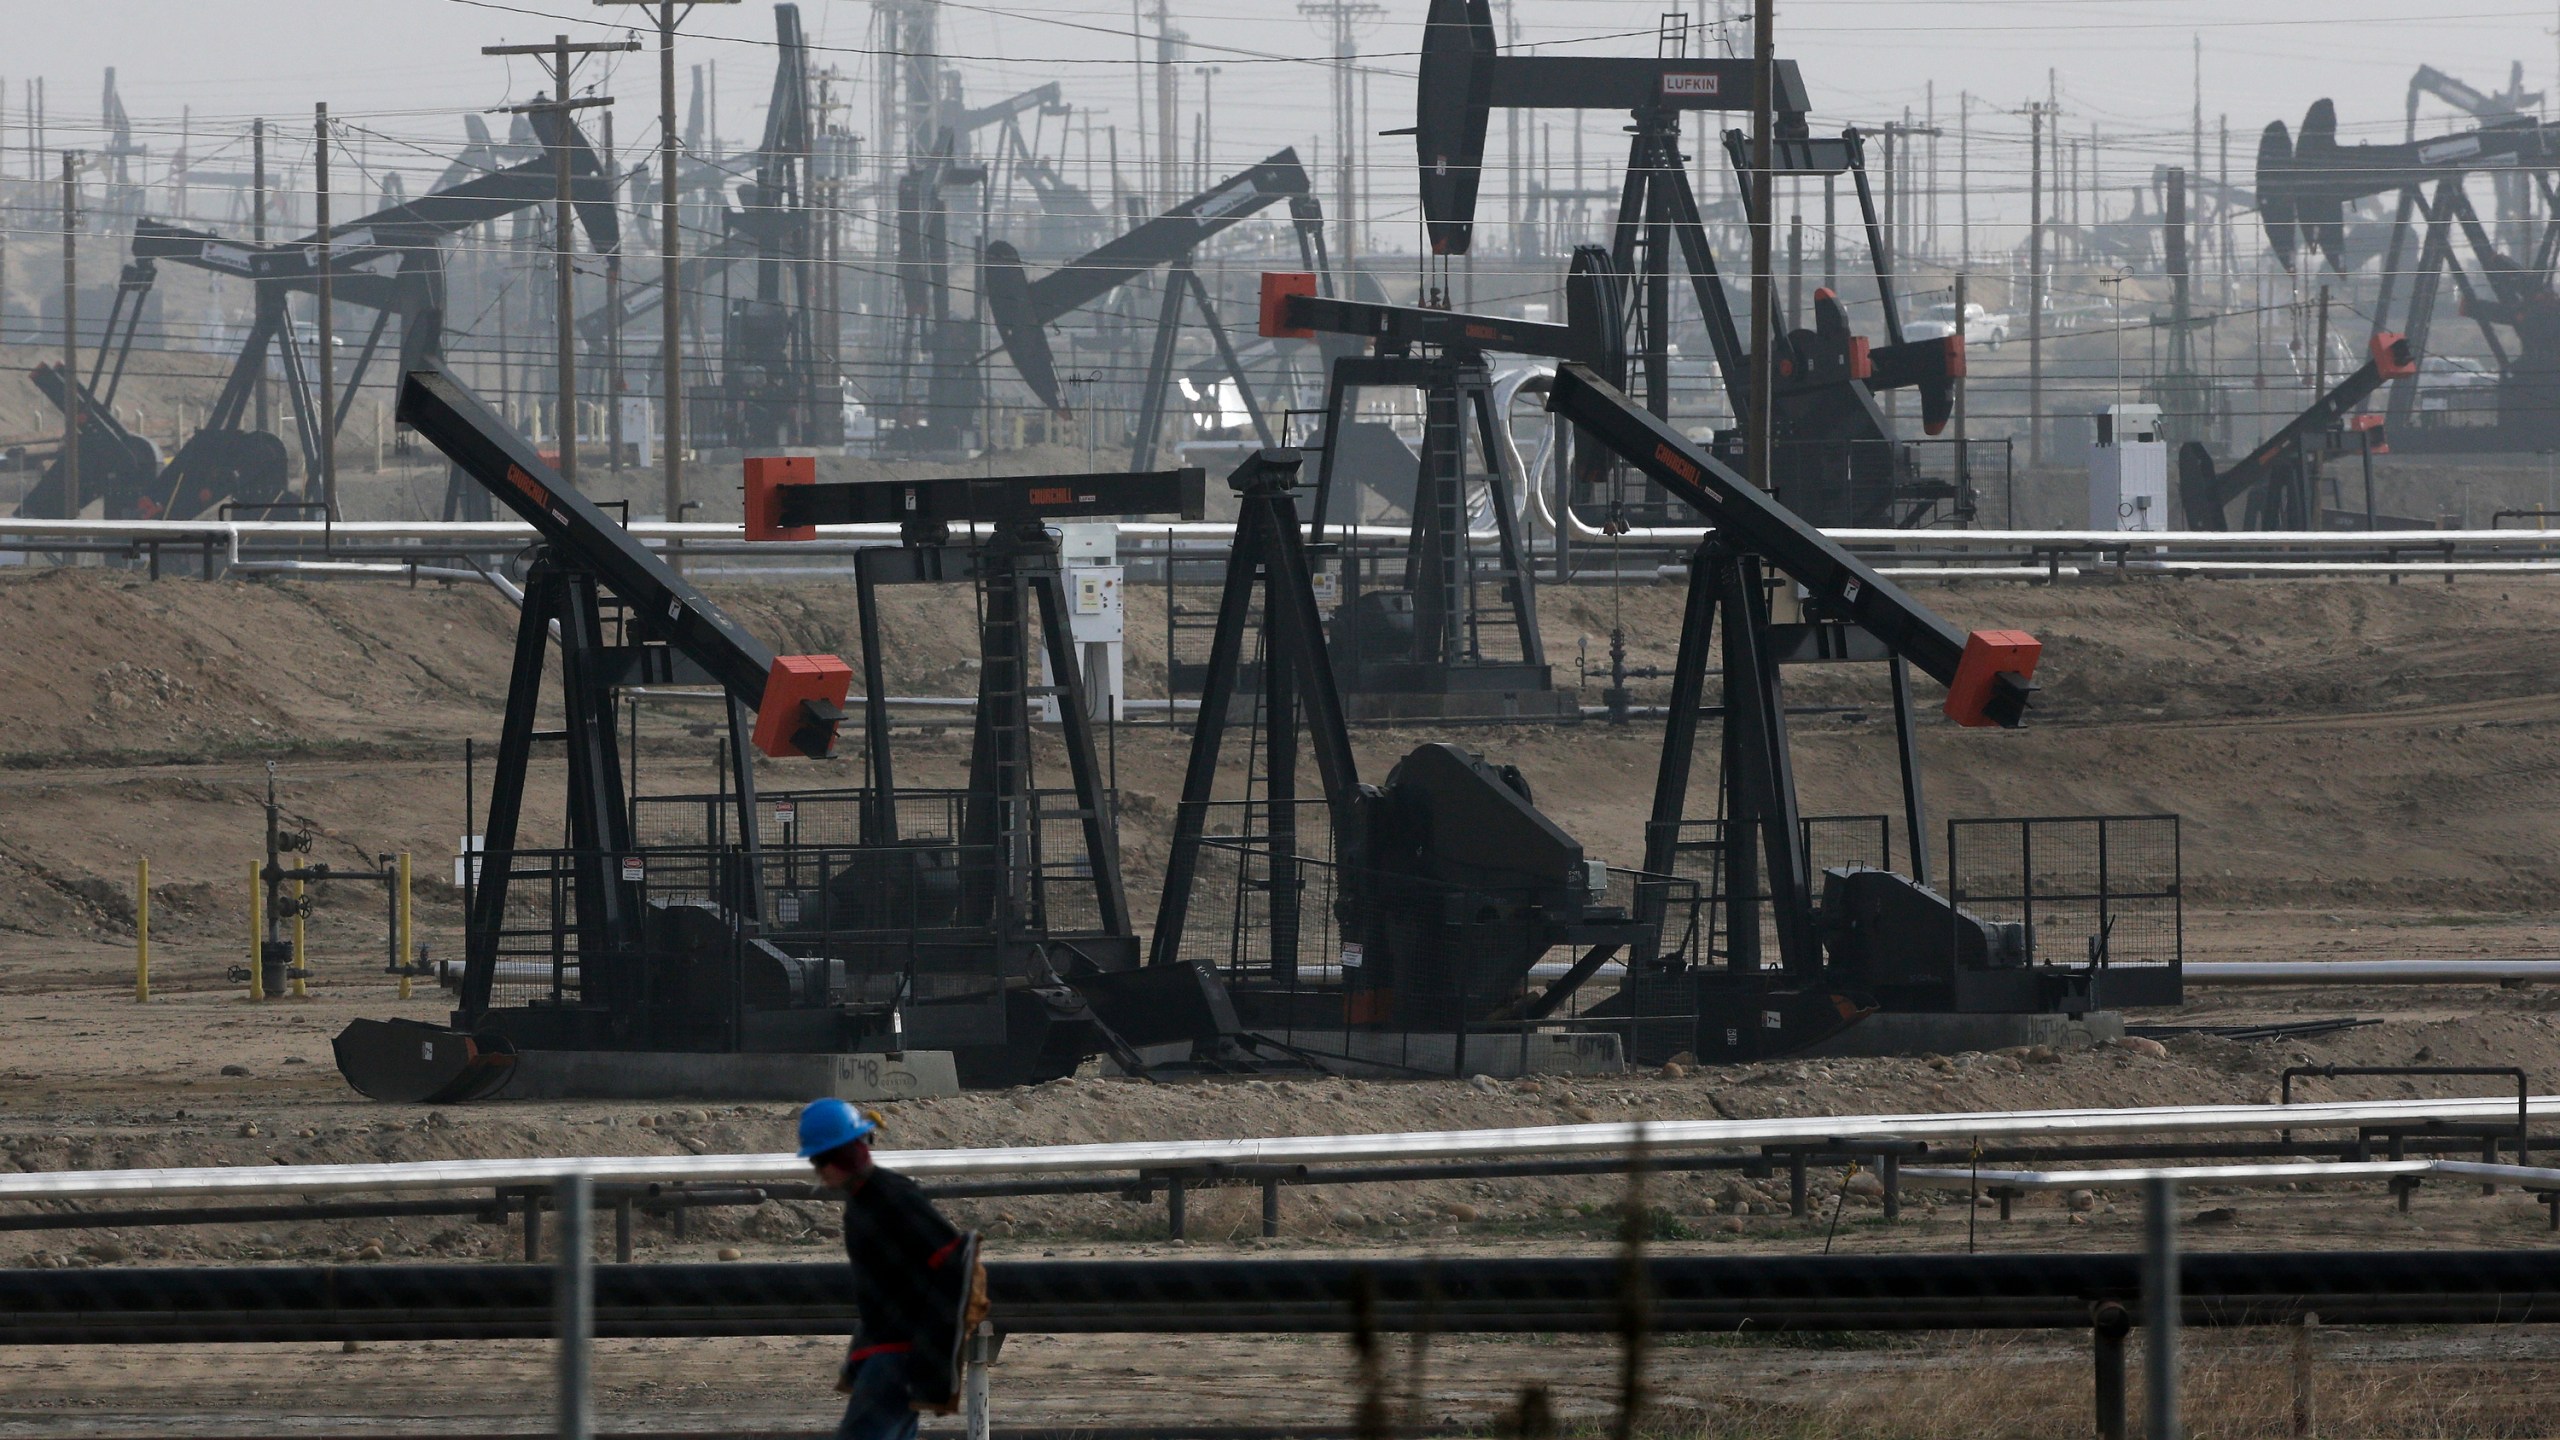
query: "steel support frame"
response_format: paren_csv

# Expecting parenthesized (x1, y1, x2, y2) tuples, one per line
(1306, 353, 1544, 677)
(1149, 455, 1361, 970)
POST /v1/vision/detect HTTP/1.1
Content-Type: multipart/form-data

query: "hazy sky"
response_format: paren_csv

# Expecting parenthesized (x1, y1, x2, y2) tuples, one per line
(8, 0, 2554, 239)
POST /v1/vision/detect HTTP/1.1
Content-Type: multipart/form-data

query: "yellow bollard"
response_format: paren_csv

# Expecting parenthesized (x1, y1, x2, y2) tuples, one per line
(134, 858, 149, 1003)
(290, 877, 309, 998)
(248, 862, 265, 1001)
(396, 851, 414, 1001)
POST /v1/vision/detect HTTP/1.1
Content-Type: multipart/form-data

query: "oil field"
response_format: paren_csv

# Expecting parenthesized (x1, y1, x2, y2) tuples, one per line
(10, 1, 2560, 1437)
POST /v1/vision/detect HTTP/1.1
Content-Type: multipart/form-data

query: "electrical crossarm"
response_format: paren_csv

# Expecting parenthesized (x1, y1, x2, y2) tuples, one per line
(1546, 363, 2036, 727)
(397, 368, 851, 758)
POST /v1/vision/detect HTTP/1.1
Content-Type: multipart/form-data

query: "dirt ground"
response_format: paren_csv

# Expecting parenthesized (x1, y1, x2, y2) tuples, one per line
(5, 564, 2560, 1436)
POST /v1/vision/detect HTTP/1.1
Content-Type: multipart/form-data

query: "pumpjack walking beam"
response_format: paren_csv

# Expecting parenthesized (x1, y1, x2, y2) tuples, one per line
(2178, 333, 2417, 530)
(1547, 364, 2036, 995)
(397, 368, 852, 1025)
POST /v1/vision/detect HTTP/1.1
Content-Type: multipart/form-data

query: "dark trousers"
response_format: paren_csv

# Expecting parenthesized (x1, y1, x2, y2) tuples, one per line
(836, 1351, 921, 1440)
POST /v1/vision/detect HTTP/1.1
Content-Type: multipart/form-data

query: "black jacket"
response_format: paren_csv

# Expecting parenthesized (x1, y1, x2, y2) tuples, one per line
(840, 1163, 963, 1358)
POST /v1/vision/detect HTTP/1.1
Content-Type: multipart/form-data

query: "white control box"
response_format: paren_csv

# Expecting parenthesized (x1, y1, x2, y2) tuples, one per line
(2088, 403, 2168, 532)
(1040, 523, 1126, 721)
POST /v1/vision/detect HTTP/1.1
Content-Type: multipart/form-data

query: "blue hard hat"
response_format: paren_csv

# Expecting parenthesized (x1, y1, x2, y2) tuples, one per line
(797, 1098, 878, 1159)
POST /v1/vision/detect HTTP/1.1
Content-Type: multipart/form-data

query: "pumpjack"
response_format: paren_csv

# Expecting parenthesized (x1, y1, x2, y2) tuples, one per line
(698, 2, 832, 451)
(737, 458, 1263, 1082)
(24, 107, 617, 522)
(1256, 274, 1605, 719)
(2178, 334, 2418, 529)
(984, 151, 1332, 466)
(1412, 0, 1965, 529)
(2258, 97, 2560, 450)
(1542, 366, 2133, 1060)
(1146, 400, 2062, 1067)
(334, 367, 850, 1101)
(335, 369, 1247, 1098)
(1149, 448, 1655, 1073)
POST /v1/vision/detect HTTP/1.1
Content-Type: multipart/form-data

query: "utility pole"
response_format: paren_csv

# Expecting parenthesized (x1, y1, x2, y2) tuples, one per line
(315, 104, 337, 518)
(253, 118, 268, 438)
(1131, 0, 1149, 192)
(1192, 64, 1220, 194)
(60, 150, 78, 522)
(1301, 0, 1381, 266)
(1876, 117, 1941, 275)
(603, 107, 623, 476)
(598, 0, 732, 526)
(486, 33, 638, 489)
(2191, 34, 2205, 274)
(2026, 98, 2054, 467)
(1957, 92, 1969, 265)
(1955, 270, 1975, 524)
(1154, 0, 1180, 207)
(1746, 0, 1774, 494)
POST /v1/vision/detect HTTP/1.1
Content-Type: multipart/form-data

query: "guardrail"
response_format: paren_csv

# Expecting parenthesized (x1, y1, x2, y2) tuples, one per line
(6, 1097, 2553, 1204)
(8, 516, 2560, 568)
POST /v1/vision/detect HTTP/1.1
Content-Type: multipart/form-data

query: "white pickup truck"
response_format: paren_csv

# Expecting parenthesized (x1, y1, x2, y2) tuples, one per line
(1904, 301, 2010, 349)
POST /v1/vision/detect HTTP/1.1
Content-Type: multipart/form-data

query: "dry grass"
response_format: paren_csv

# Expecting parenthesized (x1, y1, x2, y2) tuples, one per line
(1558, 1329, 2560, 1440)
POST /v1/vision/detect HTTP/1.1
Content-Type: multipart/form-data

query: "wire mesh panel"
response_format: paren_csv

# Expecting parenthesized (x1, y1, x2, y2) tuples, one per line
(1946, 815, 2183, 972)
(470, 847, 730, 1012)
(1162, 571, 1241, 696)
(1662, 814, 1891, 968)
(1181, 798, 1340, 988)
(632, 788, 885, 850)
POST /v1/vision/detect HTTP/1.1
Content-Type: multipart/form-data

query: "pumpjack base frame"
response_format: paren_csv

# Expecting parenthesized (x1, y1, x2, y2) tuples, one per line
(1129, 1029, 1626, 1080)
(1800, 1009, 2127, 1060)
(502, 1048, 962, 1102)
(1339, 664, 1580, 723)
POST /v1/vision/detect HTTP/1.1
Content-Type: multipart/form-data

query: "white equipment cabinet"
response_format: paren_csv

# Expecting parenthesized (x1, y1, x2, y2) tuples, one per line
(2088, 403, 2169, 532)
(1038, 523, 1125, 722)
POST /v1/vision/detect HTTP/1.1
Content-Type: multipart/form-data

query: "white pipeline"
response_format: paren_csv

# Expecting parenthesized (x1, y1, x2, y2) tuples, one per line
(4, 1095, 2556, 1203)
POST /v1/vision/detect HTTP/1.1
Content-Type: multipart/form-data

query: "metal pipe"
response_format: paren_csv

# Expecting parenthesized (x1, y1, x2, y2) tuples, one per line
(17, 1250, 2560, 1346)
(1905, 1158, 2559, 1191)
(11, 1096, 2560, 1203)
(227, 562, 494, 582)
(2185, 960, 2560, 985)
(0, 514, 2553, 553)
(557, 1173, 593, 1440)
(2144, 1177, 2181, 1440)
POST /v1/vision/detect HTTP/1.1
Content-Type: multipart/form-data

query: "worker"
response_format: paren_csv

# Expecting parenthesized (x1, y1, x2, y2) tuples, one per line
(800, 1098, 985, 1440)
